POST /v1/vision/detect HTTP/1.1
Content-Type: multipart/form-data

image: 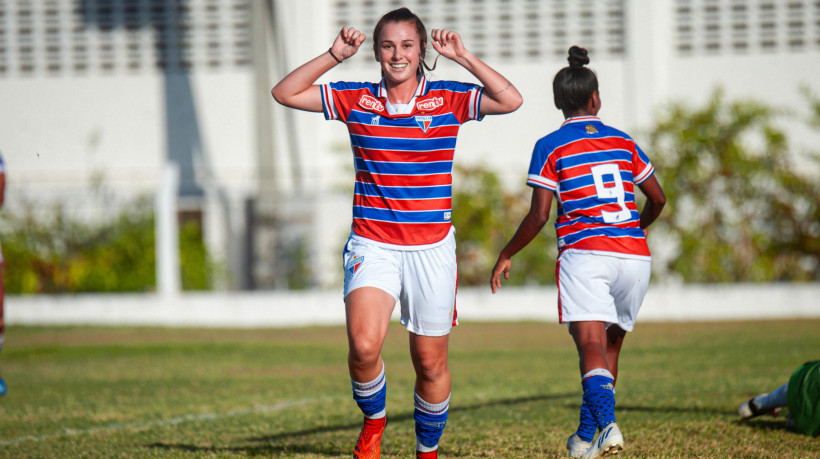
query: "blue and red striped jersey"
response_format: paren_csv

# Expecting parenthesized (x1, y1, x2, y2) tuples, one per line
(321, 76, 484, 247)
(527, 116, 654, 258)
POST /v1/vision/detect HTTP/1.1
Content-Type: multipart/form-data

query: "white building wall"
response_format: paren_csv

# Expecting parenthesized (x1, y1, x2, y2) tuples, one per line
(1, 0, 819, 290)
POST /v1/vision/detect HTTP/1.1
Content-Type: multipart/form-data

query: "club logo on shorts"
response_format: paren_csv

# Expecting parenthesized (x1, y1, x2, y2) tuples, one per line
(346, 255, 365, 276)
(415, 115, 433, 132)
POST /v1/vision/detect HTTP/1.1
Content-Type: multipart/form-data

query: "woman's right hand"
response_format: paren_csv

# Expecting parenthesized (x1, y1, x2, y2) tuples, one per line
(331, 26, 367, 61)
(490, 256, 512, 294)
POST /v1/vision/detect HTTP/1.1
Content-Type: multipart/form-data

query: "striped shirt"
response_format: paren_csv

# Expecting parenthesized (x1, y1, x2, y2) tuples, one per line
(527, 116, 654, 258)
(322, 76, 484, 247)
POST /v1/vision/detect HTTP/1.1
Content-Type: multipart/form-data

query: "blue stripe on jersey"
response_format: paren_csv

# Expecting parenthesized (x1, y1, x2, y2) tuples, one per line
(330, 81, 379, 92)
(560, 226, 645, 244)
(555, 208, 640, 227)
(356, 182, 452, 200)
(350, 134, 457, 152)
(560, 170, 635, 193)
(355, 158, 453, 175)
(347, 110, 461, 128)
(425, 79, 480, 94)
(354, 206, 449, 224)
(555, 149, 633, 170)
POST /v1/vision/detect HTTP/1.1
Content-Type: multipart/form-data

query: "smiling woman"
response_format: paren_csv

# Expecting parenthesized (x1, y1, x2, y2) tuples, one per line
(270, 6, 521, 459)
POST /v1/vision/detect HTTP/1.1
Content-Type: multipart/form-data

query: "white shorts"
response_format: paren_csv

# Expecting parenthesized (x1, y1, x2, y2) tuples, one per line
(343, 231, 458, 337)
(556, 250, 651, 332)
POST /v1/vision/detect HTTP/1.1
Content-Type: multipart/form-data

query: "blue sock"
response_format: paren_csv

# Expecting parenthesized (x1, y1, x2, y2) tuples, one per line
(414, 392, 449, 452)
(576, 399, 597, 442)
(351, 363, 387, 419)
(582, 369, 616, 430)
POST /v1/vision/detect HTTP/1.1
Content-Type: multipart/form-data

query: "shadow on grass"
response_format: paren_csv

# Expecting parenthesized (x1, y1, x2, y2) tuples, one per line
(736, 418, 795, 434)
(147, 391, 577, 456)
(613, 404, 728, 415)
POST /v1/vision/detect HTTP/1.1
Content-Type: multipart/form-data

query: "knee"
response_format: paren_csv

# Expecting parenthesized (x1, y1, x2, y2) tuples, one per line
(349, 335, 382, 367)
(415, 356, 449, 383)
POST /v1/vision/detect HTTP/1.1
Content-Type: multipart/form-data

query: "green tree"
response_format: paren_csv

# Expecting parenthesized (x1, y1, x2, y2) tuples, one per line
(1, 197, 214, 293)
(452, 164, 557, 287)
(648, 89, 820, 282)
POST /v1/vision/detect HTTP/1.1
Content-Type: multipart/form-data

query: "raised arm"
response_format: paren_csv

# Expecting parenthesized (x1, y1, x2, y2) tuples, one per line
(271, 27, 366, 112)
(490, 186, 553, 293)
(430, 28, 523, 115)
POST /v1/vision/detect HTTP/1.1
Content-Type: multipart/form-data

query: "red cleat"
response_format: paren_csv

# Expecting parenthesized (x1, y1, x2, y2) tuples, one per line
(353, 416, 387, 459)
(416, 450, 438, 459)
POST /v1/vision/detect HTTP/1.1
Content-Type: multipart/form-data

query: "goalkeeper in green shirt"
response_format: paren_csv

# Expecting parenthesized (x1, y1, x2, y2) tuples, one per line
(738, 360, 820, 436)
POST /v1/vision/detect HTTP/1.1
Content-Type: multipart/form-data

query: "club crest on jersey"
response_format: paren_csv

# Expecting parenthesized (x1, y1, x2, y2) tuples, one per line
(346, 255, 365, 276)
(416, 96, 444, 111)
(585, 124, 598, 134)
(415, 115, 433, 132)
(359, 95, 385, 113)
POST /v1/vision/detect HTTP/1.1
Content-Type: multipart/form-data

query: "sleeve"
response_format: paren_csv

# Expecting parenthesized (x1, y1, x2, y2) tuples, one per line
(444, 82, 485, 124)
(632, 142, 655, 185)
(320, 82, 349, 123)
(526, 138, 558, 190)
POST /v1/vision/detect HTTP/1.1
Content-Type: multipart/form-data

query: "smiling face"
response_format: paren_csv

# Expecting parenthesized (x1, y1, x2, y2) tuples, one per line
(375, 21, 424, 85)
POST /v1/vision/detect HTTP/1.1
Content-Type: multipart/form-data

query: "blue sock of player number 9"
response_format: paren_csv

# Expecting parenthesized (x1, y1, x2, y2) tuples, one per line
(576, 399, 597, 442)
(582, 369, 616, 429)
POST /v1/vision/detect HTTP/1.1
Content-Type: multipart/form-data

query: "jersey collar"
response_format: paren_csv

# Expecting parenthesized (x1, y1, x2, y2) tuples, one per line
(377, 75, 428, 100)
(562, 116, 601, 127)
(378, 76, 428, 116)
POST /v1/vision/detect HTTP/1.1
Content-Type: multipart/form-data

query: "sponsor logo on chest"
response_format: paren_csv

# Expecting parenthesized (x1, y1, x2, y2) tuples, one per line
(358, 95, 385, 113)
(416, 96, 444, 111)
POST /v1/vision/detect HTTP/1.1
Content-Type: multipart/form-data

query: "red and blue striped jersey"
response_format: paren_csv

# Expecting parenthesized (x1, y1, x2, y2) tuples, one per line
(527, 116, 654, 258)
(321, 76, 484, 247)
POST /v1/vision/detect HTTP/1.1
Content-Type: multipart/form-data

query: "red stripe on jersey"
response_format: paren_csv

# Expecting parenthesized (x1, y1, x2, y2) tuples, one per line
(567, 235, 650, 256)
(352, 219, 453, 246)
(555, 259, 563, 323)
(558, 219, 639, 233)
(354, 148, 457, 163)
(357, 171, 452, 187)
(355, 195, 452, 212)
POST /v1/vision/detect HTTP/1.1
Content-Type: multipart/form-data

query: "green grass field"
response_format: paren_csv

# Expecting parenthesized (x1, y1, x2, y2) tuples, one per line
(0, 319, 818, 458)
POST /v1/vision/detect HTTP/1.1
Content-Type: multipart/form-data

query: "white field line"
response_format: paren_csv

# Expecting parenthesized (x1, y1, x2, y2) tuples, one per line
(0, 397, 337, 447)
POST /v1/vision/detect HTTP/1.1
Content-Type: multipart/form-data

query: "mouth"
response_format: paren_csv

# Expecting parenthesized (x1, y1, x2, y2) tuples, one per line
(389, 63, 409, 71)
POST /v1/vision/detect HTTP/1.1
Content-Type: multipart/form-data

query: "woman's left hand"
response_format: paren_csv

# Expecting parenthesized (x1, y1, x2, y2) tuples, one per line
(431, 28, 468, 61)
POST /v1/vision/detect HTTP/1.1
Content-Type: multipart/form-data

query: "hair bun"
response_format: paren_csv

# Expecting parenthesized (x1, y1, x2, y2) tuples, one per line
(567, 46, 590, 68)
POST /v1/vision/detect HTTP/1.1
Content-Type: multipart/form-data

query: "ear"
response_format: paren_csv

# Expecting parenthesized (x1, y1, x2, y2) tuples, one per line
(590, 90, 602, 114)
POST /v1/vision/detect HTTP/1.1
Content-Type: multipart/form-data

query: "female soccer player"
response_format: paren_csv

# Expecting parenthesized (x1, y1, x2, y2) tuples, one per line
(738, 360, 820, 436)
(272, 8, 521, 458)
(489, 46, 665, 458)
